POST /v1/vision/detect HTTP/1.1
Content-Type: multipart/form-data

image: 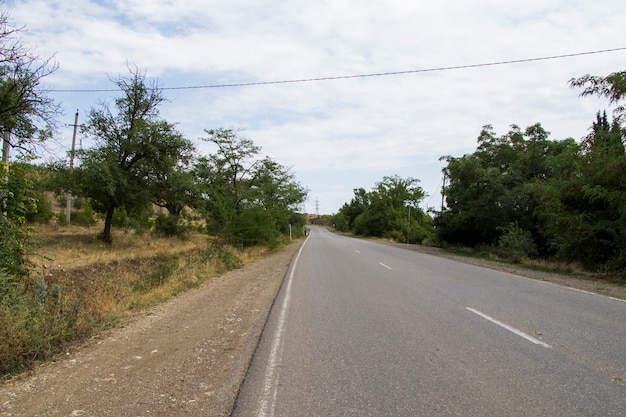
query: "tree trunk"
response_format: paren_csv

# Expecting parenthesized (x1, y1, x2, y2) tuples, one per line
(99, 205, 115, 243)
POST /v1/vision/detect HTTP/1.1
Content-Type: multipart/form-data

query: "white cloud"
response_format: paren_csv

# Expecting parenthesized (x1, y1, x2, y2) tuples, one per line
(5, 0, 626, 214)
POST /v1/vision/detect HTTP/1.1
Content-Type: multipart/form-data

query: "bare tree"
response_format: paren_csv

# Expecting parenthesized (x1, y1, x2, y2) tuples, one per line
(0, 7, 60, 156)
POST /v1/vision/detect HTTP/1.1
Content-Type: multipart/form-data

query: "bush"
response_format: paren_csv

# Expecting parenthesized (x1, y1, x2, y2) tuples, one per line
(0, 219, 30, 277)
(110, 207, 130, 228)
(26, 191, 53, 224)
(387, 229, 405, 243)
(153, 214, 188, 238)
(110, 207, 152, 234)
(56, 202, 97, 226)
(495, 222, 538, 263)
(73, 197, 87, 210)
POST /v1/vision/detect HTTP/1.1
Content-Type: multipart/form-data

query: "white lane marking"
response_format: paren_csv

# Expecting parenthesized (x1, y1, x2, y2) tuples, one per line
(379, 262, 392, 270)
(355, 250, 361, 254)
(466, 307, 552, 349)
(257, 237, 309, 417)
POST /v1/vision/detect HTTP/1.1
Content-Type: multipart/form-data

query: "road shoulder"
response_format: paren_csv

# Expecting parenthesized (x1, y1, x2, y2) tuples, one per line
(0, 240, 303, 417)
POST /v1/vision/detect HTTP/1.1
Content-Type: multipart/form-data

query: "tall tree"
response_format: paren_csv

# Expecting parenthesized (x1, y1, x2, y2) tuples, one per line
(72, 69, 193, 243)
(337, 175, 432, 242)
(334, 187, 369, 232)
(563, 70, 626, 269)
(437, 123, 560, 247)
(194, 128, 307, 246)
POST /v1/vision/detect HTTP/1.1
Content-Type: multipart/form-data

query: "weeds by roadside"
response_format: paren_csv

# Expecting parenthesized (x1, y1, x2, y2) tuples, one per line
(0, 224, 276, 379)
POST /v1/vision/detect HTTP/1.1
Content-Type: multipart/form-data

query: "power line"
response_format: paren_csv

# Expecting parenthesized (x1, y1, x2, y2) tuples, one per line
(53, 46, 626, 93)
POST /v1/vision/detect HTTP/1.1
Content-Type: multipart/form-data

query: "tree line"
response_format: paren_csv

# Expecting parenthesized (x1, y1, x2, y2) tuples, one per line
(2, 2, 625, 279)
(334, 70, 626, 276)
(435, 71, 625, 273)
(333, 175, 434, 244)
(0, 8, 307, 278)
(51, 70, 307, 247)
(1, 67, 308, 274)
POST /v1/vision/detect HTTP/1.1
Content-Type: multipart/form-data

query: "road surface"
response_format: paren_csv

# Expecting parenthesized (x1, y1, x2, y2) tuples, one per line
(233, 226, 626, 416)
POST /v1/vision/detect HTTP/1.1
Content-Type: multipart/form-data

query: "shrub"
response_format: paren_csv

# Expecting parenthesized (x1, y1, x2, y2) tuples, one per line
(110, 207, 152, 234)
(153, 214, 188, 238)
(56, 202, 97, 226)
(26, 191, 53, 224)
(495, 222, 538, 263)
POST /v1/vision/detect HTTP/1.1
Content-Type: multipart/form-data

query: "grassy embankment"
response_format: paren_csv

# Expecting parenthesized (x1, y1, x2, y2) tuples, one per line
(0, 223, 273, 379)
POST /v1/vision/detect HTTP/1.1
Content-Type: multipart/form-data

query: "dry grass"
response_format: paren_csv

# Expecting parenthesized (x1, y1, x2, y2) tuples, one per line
(520, 257, 589, 276)
(1, 223, 275, 377)
(27, 223, 274, 315)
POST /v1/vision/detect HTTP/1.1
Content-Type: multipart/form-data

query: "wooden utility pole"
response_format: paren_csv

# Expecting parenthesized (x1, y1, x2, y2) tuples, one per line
(1, 130, 10, 217)
(65, 111, 79, 225)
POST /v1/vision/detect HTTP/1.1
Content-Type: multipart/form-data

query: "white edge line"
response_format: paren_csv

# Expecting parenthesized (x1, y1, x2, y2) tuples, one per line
(257, 237, 309, 417)
(379, 262, 392, 270)
(609, 296, 626, 303)
(496, 271, 626, 304)
(558, 285, 626, 304)
(466, 307, 552, 349)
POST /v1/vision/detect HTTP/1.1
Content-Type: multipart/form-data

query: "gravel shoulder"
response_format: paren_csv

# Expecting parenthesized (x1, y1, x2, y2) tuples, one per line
(0, 240, 303, 417)
(1, 238, 623, 417)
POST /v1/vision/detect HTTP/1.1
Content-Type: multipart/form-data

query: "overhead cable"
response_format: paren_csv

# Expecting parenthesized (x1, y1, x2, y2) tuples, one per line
(53, 46, 626, 93)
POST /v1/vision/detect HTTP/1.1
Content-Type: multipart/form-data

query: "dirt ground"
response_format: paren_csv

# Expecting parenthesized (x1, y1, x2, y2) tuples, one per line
(0, 241, 303, 417)
(1, 239, 624, 417)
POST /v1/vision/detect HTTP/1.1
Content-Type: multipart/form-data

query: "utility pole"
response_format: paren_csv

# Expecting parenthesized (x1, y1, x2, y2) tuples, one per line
(315, 198, 320, 223)
(65, 110, 79, 225)
(441, 172, 447, 212)
(404, 200, 413, 245)
(1, 130, 10, 217)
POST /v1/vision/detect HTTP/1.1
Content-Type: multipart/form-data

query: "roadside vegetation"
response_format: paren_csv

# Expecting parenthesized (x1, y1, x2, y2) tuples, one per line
(0, 218, 288, 378)
(334, 70, 626, 284)
(2, 4, 625, 380)
(0, 7, 307, 377)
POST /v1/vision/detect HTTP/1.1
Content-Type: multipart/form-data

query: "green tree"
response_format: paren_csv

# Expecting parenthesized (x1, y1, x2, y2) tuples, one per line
(150, 168, 198, 218)
(335, 187, 369, 232)
(532, 113, 625, 268)
(339, 175, 432, 242)
(0, 159, 39, 276)
(70, 69, 193, 243)
(437, 123, 562, 248)
(194, 128, 307, 246)
(0, 8, 59, 277)
(553, 70, 626, 270)
(569, 70, 626, 120)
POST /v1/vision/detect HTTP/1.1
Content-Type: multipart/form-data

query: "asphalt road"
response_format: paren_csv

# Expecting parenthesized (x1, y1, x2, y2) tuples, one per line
(233, 226, 626, 416)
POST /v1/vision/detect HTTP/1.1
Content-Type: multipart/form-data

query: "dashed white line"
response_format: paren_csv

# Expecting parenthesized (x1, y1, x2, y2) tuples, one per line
(466, 307, 552, 349)
(355, 250, 361, 254)
(378, 262, 392, 270)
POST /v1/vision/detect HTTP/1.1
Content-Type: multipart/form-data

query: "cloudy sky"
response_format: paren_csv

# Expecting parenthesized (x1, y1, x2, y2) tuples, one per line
(6, 0, 626, 214)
